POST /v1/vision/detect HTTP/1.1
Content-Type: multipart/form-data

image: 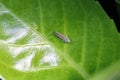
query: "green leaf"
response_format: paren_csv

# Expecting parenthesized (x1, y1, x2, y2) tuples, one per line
(0, 0, 120, 80)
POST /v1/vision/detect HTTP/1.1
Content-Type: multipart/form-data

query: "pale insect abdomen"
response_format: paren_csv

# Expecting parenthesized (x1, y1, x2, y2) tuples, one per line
(54, 31, 70, 43)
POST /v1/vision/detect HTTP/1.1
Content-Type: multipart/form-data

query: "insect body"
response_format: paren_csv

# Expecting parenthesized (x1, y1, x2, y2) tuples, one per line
(54, 31, 70, 43)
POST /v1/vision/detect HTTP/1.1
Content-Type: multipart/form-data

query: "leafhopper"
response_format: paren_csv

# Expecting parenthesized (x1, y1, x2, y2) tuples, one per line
(54, 31, 70, 43)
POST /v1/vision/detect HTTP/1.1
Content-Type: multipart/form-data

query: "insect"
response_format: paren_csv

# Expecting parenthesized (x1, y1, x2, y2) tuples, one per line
(54, 31, 70, 43)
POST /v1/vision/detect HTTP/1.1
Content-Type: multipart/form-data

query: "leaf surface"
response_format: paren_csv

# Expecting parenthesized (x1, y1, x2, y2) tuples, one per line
(0, 0, 120, 80)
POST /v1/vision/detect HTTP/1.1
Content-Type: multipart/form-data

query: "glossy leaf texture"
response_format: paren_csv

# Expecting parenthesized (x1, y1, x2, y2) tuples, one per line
(0, 0, 120, 80)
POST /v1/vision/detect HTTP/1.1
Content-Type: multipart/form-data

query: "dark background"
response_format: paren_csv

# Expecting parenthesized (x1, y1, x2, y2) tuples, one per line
(98, 0, 120, 32)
